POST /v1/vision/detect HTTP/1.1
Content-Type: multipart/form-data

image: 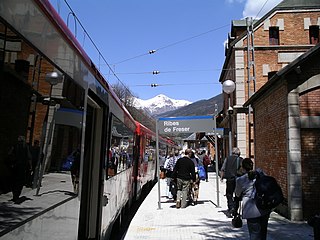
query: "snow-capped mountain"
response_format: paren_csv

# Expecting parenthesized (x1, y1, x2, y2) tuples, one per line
(133, 94, 192, 116)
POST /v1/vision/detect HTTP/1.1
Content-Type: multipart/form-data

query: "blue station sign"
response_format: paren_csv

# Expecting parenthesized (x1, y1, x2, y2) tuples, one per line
(158, 115, 215, 134)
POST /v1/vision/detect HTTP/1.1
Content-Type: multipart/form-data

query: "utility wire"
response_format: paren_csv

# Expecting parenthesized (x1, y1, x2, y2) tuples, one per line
(254, 0, 270, 20)
(156, 24, 230, 51)
(131, 82, 220, 87)
(112, 24, 230, 65)
(112, 67, 245, 75)
(62, 0, 135, 97)
(61, 0, 270, 95)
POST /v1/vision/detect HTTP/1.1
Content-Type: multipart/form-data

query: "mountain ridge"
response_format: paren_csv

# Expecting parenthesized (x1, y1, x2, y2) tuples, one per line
(155, 94, 223, 118)
(133, 94, 192, 116)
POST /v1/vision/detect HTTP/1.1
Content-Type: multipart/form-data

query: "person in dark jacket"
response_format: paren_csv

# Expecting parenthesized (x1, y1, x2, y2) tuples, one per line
(220, 147, 243, 216)
(8, 135, 32, 203)
(172, 149, 196, 208)
(29, 139, 40, 187)
(70, 149, 80, 194)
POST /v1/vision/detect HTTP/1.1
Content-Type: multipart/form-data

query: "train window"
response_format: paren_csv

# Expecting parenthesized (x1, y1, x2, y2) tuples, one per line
(62, 76, 85, 110)
(107, 116, 134, 178)
(144, 137, 156, 162)
(0, 19, 86, 235)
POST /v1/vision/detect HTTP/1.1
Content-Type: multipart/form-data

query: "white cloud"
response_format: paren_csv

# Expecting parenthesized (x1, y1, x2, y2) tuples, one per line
(243, 0, 282, 19)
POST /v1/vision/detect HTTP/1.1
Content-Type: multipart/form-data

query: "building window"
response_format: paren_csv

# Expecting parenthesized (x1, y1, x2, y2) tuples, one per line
(309, 25, 319, 44)
(269, 26, 279, 45)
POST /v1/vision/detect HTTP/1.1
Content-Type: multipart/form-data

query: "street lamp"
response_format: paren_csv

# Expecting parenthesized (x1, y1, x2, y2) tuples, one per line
(45, 72, 63, 85)
(222, 80, 235, 156)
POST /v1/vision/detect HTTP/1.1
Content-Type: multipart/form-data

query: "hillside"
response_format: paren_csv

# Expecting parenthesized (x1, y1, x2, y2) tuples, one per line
(156, 94, 223, 118)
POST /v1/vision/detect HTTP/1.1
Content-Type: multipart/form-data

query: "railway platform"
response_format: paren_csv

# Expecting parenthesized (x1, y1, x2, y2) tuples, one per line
(123, 170, 314, 240)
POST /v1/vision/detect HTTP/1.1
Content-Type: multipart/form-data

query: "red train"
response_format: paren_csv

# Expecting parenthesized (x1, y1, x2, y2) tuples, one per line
(0, 0, 176, 239)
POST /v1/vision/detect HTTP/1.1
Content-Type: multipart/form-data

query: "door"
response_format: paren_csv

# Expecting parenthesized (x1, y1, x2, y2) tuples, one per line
(78, 95, 104, 239)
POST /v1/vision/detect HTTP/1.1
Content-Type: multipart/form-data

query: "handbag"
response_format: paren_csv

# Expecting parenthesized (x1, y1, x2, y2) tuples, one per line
(231, 203, 243, 228)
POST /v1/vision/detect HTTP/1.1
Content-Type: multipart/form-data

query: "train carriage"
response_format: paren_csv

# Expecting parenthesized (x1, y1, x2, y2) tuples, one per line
(134, 122, 176, 199)
(0, 0, 175, 239)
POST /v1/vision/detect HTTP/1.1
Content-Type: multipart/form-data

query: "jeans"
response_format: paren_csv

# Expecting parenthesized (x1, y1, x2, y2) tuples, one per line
(247, 214, 270, 240)
(226, 177, 236, 211)
(203, 165, 209, 181)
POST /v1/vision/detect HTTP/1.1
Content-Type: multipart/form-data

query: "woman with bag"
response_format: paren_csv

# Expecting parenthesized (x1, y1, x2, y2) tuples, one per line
(235, 158, 271, 240)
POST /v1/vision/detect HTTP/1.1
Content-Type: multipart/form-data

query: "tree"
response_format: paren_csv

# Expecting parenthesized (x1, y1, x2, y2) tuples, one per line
(111, 82, 156, 131)
(111, 82, 135, 107)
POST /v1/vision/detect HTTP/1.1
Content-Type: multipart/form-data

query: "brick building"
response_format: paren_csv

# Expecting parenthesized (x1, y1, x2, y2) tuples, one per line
(245, 44, 320, 221)
(219, 0, 320, 220)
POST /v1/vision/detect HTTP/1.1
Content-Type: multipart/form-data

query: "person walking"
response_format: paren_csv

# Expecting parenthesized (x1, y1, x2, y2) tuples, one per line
(235, 158, 271, 240)
(202, 150, 211, 182)
(7, 135, 32, 203)
(164, 151, 179, 199)
(168, 150, 180, 200)
(189, 151, 200, 204)
(159, 150, 166, 179)
(220, 147, 243, 216)
(70, 149, 81, 194)
(172, 149, 196, 208)
(29, 139, 40, 187)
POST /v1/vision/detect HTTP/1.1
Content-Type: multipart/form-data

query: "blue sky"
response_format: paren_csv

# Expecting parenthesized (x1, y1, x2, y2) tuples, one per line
(50, 0, 281, 102)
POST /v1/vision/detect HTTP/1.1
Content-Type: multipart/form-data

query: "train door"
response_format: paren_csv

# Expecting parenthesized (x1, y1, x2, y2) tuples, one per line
(78, 94, 105, 239)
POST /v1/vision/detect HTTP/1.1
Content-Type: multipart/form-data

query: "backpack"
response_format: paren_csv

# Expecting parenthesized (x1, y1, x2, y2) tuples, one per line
(254, 172, 284, 210)
(198, 166, 206, 180)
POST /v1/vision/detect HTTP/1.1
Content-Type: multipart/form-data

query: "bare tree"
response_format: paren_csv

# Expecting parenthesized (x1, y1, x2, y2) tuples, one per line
(111, 82, 135, 107)
(111, 82, 156, 131)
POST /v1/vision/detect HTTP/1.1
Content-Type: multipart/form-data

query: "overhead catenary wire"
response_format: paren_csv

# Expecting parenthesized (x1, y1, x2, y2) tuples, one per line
(62, 0, 135, 97)
(111, 67, 245, 75)
(61, 0, 230, 97)
(254, 0, 270, 21)
(130, 82, 221, 87)
(112, 24, 230, 65)
(112, 0, 271, 67)
(60, 0, 272, 95)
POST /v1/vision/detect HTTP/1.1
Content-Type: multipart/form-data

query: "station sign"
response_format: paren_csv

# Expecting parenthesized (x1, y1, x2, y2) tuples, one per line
(158, 115, 215, 134)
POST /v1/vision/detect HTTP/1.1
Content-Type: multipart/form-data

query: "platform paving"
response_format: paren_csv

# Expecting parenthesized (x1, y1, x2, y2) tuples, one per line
(123, 171, 314, 240)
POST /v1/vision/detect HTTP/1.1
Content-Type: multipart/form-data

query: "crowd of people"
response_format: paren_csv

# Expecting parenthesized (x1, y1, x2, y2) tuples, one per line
(160, 146, 272, 239)
(6, 134, 272, 239)
(161, 148, 212, 209)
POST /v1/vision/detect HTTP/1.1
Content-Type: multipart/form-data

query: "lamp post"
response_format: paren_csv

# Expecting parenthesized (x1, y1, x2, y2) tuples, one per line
(35, 71, 63, 195)
(222, 80, 235, 156)
(213, 104, 221, 208)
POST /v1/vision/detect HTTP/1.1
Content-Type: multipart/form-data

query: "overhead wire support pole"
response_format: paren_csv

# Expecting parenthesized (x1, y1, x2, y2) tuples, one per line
(246, 17, 256, 159)
(156, 119, 162, 210)
(214, 104, 221, 207)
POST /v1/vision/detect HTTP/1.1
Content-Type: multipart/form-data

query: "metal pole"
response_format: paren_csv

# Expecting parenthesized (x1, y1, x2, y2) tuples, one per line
(214, 104, 221, 207)
(36, 105, 56, 195)
(156, 119, 162, 209)
(228, 96, 232, 156)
